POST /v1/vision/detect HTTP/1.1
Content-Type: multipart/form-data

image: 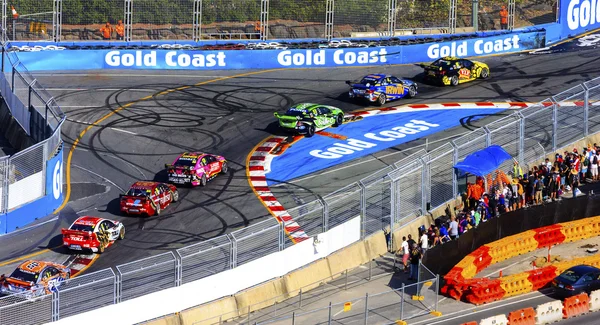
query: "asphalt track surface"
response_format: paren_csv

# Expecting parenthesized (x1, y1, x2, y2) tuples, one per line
(0, 39, 599, 286)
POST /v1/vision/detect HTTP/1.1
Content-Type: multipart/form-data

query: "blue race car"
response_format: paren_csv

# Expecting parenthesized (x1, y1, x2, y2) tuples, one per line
(346, 74, 417, 106)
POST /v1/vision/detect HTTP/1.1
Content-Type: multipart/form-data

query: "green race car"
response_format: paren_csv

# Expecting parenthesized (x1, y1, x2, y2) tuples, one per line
(274, 103, 345, 137)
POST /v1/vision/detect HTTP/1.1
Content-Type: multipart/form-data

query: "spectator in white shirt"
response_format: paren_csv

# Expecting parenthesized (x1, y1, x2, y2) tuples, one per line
(400, 236, 409, 273)
(420, 231, 428, 254)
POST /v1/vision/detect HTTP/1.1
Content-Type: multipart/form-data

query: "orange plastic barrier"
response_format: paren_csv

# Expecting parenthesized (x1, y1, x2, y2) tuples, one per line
(465, 278, 505, 305)
(469, 246, 493, 273)
(563, 292, 590, 318)
(455, 256, 478, 279)
(588, 216, 600, 237)
(559, 220, 590, 243)
(500, 273, 532, 298)
(533, 224, 566, 248)
(460, 322, 478, 325)
(507, 307, 535, 325)
(525, 266, 557, 291)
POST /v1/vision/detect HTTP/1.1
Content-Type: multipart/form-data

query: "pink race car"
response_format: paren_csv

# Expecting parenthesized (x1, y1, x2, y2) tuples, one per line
(165, 152, 228, 186)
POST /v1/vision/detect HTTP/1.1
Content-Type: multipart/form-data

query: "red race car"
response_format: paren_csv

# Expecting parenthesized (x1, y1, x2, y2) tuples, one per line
(61, 216, 125, 253)
(165, 152, 228, 186)
(120, 181, 179, 216)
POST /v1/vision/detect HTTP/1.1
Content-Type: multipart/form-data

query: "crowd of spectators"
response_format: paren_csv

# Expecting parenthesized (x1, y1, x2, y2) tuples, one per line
(413, 144, 600, 252)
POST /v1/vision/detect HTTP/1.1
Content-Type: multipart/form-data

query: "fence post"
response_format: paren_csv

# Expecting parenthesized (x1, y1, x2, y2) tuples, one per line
(389, 178, 397, 251)
(472, 0, 478, 31)
(260, 0, 269, 40)
(451, 142, 459, 199)
(292, 312, 296, 325)
(552, 104, 558, 152)
(518, 111, 525, 166)
(364, 293, 369, 324)
(320, 197, 329, 233)
(299, 289, 302, 307)
(584, 86, 590, 137)
(358, 181, 366, 239)
(230, 234, 237, 268)
(401, 283, 405, 320)
(388, 0, 397, 36)
(418, 157, 427, 214)
(10, 65, 14, 92)
(124, 0, 133, 42)
(52, 290, 59, 321)
(115, 268, 122, 304)
(328, 302, 332, 324)
(325, 0, 334, 41)
(345, 269, 348, 290)
(435, 274, 440, 312)
(192, 0, 201, 41)
(174, 250, 182, 286)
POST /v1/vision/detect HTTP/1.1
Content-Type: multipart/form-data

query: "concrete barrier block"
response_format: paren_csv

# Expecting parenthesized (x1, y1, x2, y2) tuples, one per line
(234, 277, 288, 314)
(142, 313, 182, 325)
(179, 296, 238, 325)
(327, 241, 369, 276)
(364, 232, 388, 260)
(283, 258, 332, 297)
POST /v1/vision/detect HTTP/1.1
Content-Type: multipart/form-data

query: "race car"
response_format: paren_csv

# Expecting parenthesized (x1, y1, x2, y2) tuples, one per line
(274, 103, 344, 137)
(61, 216, 125, 253)
(346, 74, 417, 105)
(120, 181, 179, 216)
(165, 152, 228, 186)
(419, 56, 490, 86)
(0, 260, 70, 298)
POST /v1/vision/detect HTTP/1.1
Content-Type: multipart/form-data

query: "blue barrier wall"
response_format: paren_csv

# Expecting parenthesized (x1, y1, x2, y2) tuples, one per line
(3, 145, 63, 233)
(560, 0, 600, 37)
(15, 31, 544, 71)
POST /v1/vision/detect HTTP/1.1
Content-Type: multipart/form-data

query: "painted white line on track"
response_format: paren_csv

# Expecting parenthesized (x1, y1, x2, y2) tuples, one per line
(110, 127, 137, 135)
(39, 74, 229, 78)
(272, 131, 470, 186)
(72, 164, 125, 192)
(47, 88, 157, 92)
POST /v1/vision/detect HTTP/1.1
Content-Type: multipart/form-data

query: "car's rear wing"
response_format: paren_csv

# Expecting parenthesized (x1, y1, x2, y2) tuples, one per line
(164, 164, 193, 170)
(418, 63, 442, 71)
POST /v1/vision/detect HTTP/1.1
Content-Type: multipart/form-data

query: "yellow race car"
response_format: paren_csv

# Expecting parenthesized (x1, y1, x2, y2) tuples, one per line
(420, 57, 490, 86)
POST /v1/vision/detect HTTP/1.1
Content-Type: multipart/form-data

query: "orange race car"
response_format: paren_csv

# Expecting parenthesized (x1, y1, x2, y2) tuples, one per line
(0, 260, 70, 298)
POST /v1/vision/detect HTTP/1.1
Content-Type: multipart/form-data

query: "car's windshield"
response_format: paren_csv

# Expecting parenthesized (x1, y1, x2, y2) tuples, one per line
(285, 108, 308, 116)
(359, 77, 378, 85)
(432, 59, 454, 68)
(559, 270, 582, 283)
(125, 188, 150, 197)
(10, 269, 38, 283)
(70, 224, 94, 232)
(174, 157, 196, 167)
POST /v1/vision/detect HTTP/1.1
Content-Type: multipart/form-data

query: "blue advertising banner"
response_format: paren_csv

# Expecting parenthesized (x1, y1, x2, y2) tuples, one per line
(3, 146, 63, 233)
(15, 31, 544, 71)
(559, 0, 600, 38)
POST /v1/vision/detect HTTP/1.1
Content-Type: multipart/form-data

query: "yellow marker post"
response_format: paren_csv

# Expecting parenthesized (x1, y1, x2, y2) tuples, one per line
(343, 302, 352, 312)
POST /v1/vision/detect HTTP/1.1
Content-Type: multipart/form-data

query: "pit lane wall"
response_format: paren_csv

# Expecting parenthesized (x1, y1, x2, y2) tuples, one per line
(50, 216, 368, 325)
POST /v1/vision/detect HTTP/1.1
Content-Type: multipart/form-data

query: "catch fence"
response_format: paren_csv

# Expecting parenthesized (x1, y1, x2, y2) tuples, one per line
(0, 37, 65, 216)
(4, 0, 559, 41)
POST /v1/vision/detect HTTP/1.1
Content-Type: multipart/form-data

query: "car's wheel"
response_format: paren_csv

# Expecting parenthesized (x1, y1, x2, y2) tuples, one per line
(408, 86, 417, 98)
(306, 124, 316, 137)
(221, 162, 228, 174)
(480, 68, 490, 79)
(450, 75, 459, 86)
(118, 227, 125, 240)
(200, 174, 207, 186)
(172, 190, 179, 202)
(377, 94, 386, 106)
(334, 114, 344, 127)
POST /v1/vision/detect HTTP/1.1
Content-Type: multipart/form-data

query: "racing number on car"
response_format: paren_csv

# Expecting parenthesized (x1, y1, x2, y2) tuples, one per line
(26, 262, 40, 269)
(458, 68, 470, 78)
